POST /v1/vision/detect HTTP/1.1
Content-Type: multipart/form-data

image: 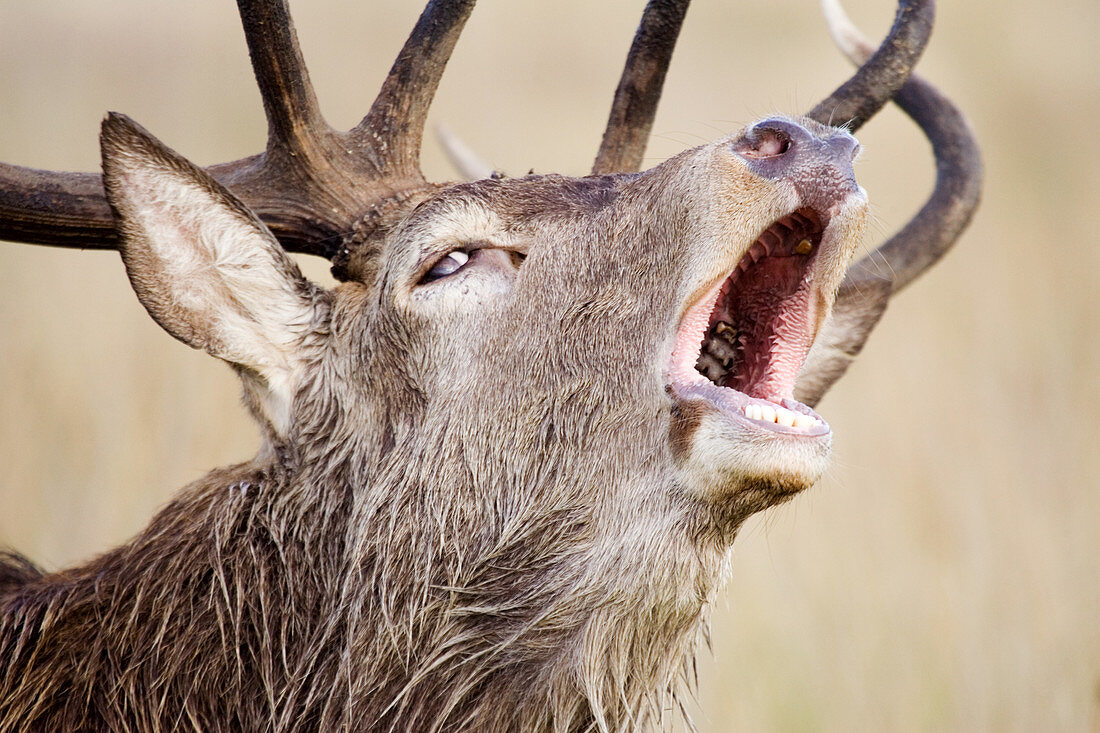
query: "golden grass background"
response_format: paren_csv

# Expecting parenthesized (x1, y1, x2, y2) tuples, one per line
(0, 1, 1097, 730)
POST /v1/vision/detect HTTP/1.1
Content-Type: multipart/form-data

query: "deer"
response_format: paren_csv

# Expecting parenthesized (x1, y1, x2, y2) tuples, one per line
(0, 0, 980, 730)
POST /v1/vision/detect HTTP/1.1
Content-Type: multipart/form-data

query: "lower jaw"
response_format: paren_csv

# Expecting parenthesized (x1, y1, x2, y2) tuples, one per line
(669, 379, 830, 439)
(671, 393, 833, 513)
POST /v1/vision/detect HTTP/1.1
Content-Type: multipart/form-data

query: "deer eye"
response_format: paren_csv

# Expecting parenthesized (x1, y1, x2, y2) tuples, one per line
(420, 249, 470, 283)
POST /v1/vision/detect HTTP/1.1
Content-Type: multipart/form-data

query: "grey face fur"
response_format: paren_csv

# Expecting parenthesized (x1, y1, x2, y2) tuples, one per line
(0, 113, 866, 731)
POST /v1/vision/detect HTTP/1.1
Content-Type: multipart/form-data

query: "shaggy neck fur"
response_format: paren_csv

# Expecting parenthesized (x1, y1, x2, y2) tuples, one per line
(0, 298, 733, 733)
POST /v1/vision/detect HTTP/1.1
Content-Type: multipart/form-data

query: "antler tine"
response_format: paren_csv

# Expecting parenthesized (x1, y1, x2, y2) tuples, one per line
(806, 0, 933, 132)
(436, 124, 494, 181)
(0, 0, 345, 258)
(827, 0, 981, 292)
(795, 0, 982, 407)
(592, 0, 691, 175)
(350, 0, 477, 180)
(236, 0, 330, 160)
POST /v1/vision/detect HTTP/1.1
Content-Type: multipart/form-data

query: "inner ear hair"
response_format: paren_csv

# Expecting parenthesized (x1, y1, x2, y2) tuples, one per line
(100, 112, 323, 434)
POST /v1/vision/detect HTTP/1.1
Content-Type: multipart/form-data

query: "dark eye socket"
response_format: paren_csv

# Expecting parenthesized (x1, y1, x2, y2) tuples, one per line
(420, 249, 470, 284)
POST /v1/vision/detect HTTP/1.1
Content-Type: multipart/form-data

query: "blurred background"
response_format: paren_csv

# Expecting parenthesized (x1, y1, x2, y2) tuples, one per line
(0, 0, 1096, 730)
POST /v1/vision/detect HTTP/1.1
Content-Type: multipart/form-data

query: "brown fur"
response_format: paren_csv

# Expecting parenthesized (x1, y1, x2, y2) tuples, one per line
(1, 114, 867, 731)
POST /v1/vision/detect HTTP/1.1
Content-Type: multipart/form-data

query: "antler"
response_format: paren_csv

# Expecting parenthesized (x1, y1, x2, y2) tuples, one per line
(588, 0, 979, 404)
(819, 0, 982, 294)
(806, 0, 934, 130)
(0, 0, 473, 263)
(1, 0, 977, 315)
(591, 0, 938, 174)
(592, 0, 691, 175)
(0, 167, 114, 249)
(793, 0, 982, 407)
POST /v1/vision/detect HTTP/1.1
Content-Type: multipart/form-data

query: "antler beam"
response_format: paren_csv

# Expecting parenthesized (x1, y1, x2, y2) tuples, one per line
(0, 167, 116, 249)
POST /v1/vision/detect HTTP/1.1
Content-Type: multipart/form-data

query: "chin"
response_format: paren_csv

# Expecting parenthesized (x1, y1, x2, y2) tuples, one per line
(670, 397, 832, 524)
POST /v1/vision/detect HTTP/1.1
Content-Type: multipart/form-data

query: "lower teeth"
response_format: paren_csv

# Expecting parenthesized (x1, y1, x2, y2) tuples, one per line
(743, 403, 820, 429)
(695, 321, 820, 430)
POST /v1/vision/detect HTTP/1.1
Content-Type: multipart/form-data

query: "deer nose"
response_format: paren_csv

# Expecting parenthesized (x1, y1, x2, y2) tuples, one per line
(731, 117, 860, 183)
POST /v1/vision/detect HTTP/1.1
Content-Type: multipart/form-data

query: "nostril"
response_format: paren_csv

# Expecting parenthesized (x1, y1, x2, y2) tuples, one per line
(758, 130, 791, 158)
(825, 131, 861, 163)
(733, 126, 792, 160)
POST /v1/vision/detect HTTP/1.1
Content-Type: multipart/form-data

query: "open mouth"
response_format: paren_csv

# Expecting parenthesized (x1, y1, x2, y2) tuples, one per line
(667, 208, 831, 435)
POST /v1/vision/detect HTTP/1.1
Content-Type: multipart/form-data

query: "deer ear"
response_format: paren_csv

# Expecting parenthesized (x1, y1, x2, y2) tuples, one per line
(100, 112, 322, 433)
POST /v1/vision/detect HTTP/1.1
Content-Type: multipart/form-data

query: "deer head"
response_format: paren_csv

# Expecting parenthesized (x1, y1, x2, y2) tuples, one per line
(0, 0, 980, 730)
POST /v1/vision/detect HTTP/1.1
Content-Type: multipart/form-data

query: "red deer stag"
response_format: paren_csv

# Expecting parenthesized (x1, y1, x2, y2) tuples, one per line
(0, 0, 980, 730)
